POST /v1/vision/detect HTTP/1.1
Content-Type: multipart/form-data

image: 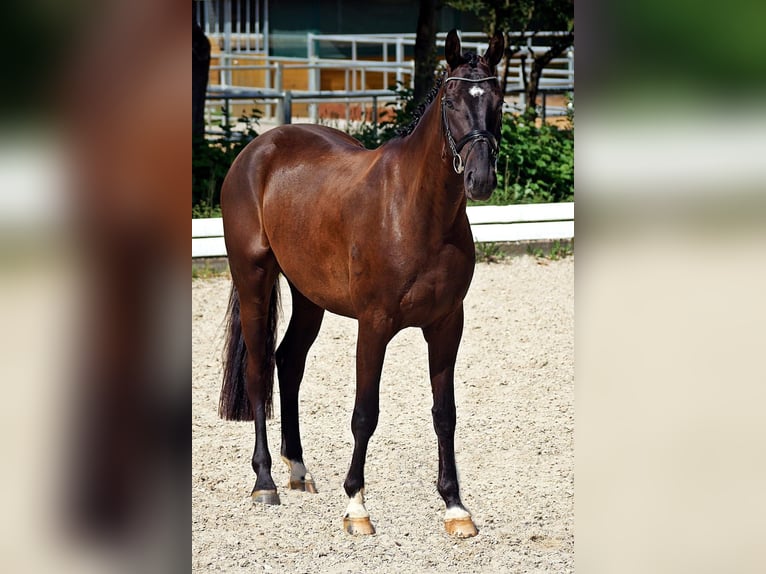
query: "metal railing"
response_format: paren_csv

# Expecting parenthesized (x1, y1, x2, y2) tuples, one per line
(204, 30, 572, 122)
(306, 31, 574, 94)
(200, 23, 573, 130)
(195, 0, 269, 54)
(306, 30, 574, 85)
(205, 86, 400, 131)
(208, 54, 414, 122)
(204, 85, 571, 140)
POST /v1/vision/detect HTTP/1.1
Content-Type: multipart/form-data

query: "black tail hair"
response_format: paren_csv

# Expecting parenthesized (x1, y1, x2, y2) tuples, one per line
(219, 281, 280, 421)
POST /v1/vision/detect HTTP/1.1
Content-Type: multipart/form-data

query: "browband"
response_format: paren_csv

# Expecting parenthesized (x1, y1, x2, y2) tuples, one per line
(444, 76, 498, 84)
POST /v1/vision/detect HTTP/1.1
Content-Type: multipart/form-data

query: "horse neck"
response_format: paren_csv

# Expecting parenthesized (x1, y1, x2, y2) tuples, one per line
(397, 88, 467, 226)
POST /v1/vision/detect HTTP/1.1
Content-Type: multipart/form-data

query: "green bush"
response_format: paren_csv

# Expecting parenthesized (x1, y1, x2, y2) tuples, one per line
(192, 109, 260, 215)
(491, 114, 574, 205)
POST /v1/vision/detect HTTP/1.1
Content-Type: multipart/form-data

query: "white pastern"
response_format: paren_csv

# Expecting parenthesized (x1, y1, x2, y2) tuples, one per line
(444, 506, 471, 521)
(469, 85, 485, 98)
(289, 460, 307, 481)
(344, 490, 369, 519)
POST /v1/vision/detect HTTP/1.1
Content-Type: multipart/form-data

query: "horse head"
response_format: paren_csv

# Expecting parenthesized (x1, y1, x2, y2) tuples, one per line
(443, 29, 504, 201)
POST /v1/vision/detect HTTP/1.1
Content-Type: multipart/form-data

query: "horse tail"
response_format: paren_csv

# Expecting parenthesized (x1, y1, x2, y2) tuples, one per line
(219, 280, 280, 421)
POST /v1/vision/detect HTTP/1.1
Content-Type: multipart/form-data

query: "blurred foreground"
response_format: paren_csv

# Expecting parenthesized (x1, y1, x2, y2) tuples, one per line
(576, 2, 766, 573)
(0, 1, 188, 572)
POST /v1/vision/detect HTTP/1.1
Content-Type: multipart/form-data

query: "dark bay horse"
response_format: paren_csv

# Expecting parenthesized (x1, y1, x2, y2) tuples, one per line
(219, 29, 504, 538)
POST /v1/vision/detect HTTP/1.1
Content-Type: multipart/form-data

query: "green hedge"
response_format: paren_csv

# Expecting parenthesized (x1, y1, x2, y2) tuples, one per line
(192, 110, 260, 217)
(490, 113, 573, 205)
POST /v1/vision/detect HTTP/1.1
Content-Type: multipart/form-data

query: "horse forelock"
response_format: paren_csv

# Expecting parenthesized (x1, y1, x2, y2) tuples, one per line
(453, 52, 494, 80)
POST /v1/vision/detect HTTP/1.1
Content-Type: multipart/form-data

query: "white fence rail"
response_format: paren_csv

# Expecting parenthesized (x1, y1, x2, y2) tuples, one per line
(192, 202, 573, 258)
(209, 39, 572, 93)
(307, 31, 574, 91)
(202, 25, 573, 123)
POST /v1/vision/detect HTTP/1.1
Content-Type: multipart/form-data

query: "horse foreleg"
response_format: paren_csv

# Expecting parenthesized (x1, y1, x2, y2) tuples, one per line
(423, 305, 478, 538)
(342, 320, 392, 535)
(276, 283, 324, 493)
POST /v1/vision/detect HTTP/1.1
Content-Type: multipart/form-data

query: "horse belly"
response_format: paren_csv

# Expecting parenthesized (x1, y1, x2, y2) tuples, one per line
(279, 257, 356, 318)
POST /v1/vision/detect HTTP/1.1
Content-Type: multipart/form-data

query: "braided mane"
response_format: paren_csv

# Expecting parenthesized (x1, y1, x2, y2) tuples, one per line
(395, 72, 445, 138)
(395, 49, 485, 138)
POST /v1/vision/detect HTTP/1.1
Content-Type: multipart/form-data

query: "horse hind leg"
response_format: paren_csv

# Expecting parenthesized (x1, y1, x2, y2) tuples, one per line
(231, 256, 282, 505)
(276, 282, 325, 493)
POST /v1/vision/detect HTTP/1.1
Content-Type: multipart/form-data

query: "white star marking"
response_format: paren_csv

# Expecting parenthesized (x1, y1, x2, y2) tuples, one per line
(469, 85, 485, 97)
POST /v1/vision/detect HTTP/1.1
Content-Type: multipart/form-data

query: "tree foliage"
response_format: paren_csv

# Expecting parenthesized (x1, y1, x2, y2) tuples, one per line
(192, 110, 261, 216)
(446, 0, 572, 38)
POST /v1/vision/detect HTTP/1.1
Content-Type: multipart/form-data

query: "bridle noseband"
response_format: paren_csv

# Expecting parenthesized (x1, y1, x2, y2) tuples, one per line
(441, 76, 500, 175)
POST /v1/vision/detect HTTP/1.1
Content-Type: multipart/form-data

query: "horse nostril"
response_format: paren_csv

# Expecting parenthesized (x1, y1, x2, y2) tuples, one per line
(466, 170, 475, 190)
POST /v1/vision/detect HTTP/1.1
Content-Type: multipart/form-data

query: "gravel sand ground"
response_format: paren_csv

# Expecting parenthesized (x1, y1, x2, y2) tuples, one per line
(193, 256, 573, 573)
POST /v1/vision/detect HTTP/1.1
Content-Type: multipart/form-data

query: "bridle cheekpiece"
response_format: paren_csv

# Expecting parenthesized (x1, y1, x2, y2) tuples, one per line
(441, 75, 500, 175)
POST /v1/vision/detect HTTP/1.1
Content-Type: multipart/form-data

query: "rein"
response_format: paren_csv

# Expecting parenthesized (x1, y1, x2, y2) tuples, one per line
(440, 76, 500, 174)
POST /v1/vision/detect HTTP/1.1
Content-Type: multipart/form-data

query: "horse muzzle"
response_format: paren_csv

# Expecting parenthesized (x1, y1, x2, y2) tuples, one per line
(463, 139, 498, 201)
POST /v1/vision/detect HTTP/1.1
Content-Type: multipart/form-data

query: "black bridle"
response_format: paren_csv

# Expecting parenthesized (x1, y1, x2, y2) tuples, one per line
(441, 76, 500, 174)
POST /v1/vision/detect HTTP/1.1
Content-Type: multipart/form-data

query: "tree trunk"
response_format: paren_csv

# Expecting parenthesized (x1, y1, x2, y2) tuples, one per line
(192, 17, 211, 139)
(524, 31, 574, 121)
(413, 0, 439, 104)
(501, 32, 511, 94)
(525, 58, 543, 121)
(501, 34, 523, 97)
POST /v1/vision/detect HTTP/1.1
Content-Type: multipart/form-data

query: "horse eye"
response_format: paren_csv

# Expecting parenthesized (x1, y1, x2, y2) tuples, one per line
(445, 100, 455, 110)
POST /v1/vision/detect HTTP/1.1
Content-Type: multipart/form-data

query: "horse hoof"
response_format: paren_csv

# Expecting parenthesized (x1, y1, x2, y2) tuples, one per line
(343, 516, 375, 535)
(445, 517, 478, 538)
(251, 489, 280, 505)
(289, 478, 318, 493)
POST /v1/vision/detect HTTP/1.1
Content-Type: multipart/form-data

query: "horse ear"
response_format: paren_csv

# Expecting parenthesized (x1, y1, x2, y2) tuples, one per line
(484, 30, 504, 69)
(445, 29, 463, 71)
